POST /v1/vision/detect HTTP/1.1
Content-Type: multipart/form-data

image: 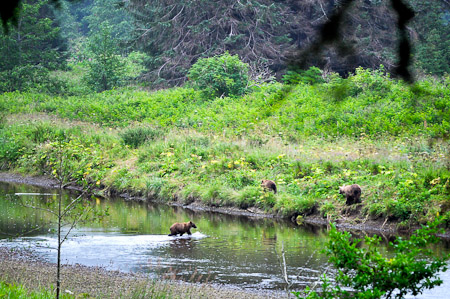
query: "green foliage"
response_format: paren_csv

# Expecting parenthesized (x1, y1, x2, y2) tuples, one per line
(83, 24, 126, 92)
(0, 281, 74, 299)
(83, 0, 134, 45)
(0, 120, 116, 189)
(122, 51, 148, 81)
(0, 0, 66, 93)
(50, 62, 93, 95)
(20, 137, 110, 188)
(120, 126, 165, 148)
(2, 69, 448, 139)
(282, 66, 324, 85)
(188, 52, 249, 99)
(410, 1, 450, 76)
(296, 219, 449, 299)
(0, 131, 28, 169)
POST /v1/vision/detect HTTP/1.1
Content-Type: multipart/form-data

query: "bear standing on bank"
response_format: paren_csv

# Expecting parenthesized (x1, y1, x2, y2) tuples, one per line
(261, 179, 277, 194)
(168, 221, 197, 236)
(339, 184, 362, 205)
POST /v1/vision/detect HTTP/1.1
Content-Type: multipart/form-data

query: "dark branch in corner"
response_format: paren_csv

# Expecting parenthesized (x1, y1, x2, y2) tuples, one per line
(287, 0, 416, 82)
(1, 0, 64, 33)
(0, 0, 21, 32)
(286, 0, 356, 71)
(390, 0, 415, 82)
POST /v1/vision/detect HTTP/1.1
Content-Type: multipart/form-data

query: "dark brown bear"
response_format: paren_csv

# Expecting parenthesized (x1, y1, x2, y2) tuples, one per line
(339, 184, 362, 205)
(168, 221, 197, 236)
(261, 179, 277, 194)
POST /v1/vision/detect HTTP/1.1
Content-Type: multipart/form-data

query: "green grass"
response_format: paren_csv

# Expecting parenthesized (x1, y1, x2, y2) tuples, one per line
(0, 279, 182, 298)
(2, 69, 449, 139)
(1, 68, 449, 227)
(0, 281, 73, 299)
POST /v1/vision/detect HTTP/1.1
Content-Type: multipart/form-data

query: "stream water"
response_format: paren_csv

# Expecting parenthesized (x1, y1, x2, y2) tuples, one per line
(1, 181, 450, 297)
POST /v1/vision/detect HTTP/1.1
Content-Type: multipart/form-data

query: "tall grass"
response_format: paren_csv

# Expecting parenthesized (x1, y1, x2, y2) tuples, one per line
(0, 281, 73, 299)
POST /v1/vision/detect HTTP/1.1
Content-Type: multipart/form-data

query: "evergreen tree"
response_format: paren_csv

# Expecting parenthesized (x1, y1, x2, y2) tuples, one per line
(83, 23, 126, 92)
(410, 0, 450, 75)
(0, 0, 66, 92)
(84, 0, 133, 48)
(128, 0, 296, 86)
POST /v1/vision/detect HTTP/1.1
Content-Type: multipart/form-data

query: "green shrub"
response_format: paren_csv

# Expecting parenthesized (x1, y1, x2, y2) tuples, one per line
(0, 135, 26, 168)
(291, 161, 313, 179)
(293, 197, 317, 215)
(224, 169, 255, 189)
(257, 188, 277, 209)
(83, 25, 146, 92)
(0, 127, 30, 168)
(325, 73, 359, 102)
(282, 66, 324, 85)
(27, 122, 65, 143)
(188, 51, 249, 99)
(159, 180, 179, 201)
(120, 126, 164, 148)
(297, 219, 449, 298)
(144, 176, 165, 198)
(0, 65, 67, 94)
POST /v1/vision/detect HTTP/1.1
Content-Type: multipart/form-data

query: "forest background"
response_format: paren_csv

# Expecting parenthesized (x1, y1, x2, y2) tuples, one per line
(1, 0, 449, 93)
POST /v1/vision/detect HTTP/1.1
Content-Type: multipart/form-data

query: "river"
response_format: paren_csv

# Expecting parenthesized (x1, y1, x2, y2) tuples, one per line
(1, 181, 449, 297)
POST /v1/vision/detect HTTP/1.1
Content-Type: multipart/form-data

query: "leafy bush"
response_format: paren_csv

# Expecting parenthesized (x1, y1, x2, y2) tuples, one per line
(0, 65, 67, 94)
(120, 126, 164, 148)
(325, 73, 359, 102)
(282, 66, 324, 85)
(297, 219, 449, 299)
(0, 134, 27, 169)
(188, 51, 249, 99)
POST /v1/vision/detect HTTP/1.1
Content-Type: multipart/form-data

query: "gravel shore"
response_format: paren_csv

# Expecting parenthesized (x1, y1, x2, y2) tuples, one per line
(0, 246, 280, 298)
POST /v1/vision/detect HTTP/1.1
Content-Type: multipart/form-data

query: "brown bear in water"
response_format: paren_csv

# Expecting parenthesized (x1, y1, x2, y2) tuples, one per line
(168, 221, 197, 236)
(339, 184, 362, 205)
(261, 179, 277, 194)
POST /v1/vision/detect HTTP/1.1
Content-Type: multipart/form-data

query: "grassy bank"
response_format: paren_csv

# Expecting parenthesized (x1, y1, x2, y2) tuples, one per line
(1, 69, 449, 228)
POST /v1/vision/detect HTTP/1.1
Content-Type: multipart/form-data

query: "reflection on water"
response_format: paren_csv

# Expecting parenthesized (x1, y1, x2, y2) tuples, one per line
(1, 181, 450, 296)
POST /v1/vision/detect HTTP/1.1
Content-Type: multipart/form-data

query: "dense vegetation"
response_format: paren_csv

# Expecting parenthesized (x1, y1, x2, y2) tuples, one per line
(1, 68, 449, 228)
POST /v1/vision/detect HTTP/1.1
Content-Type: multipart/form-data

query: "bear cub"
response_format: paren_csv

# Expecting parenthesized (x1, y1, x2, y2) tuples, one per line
(261, 179, 277, 194)
(339, 184, 362, 205)
(168, 221, 197, 236)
